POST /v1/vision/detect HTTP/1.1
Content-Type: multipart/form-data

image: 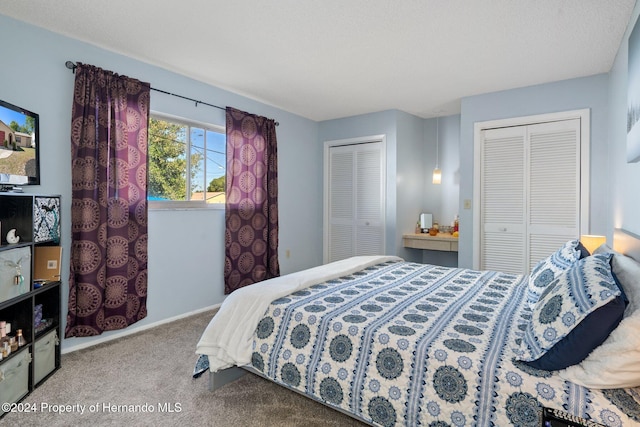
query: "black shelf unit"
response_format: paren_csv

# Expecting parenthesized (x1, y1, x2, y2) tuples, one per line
(0, 193, 61, 415)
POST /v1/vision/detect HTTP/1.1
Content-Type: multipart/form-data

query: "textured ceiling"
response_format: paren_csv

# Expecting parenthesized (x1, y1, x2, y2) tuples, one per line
(0, 0, 635, 121)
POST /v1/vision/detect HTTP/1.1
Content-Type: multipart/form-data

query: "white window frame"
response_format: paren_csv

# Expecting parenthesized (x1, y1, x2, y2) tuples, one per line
(148, 111, 225, 210)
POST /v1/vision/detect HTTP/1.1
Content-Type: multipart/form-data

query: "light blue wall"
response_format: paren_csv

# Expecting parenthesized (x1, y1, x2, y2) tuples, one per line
(437, 115, 461, 228)
(421, 115, 461, 231)
(458, 74, 610, 268)
(318, 110, 399, 256)
(0, 15, 322, 351)
(421, 115, 460, 267)
(608, 2, 640, 238)
(3, 7, 628, 353)
(395, 111, 425, 262)
(317, 110, 462, 264)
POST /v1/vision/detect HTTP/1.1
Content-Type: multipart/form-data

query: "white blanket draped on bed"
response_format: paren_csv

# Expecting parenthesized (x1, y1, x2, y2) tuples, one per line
(196, 255, 402, 372)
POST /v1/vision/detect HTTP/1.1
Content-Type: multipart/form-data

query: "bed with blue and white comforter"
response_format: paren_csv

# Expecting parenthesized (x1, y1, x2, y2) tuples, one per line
(248, 260, 639, 426)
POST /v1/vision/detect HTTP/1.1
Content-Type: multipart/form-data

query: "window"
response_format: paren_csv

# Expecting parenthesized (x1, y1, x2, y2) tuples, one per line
(148, 114, 225, 208)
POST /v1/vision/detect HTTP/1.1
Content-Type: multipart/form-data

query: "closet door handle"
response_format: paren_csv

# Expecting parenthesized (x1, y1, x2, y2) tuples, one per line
(499, 227, 507, 232)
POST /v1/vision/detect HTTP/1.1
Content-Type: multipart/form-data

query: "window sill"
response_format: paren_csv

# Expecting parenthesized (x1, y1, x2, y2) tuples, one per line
(148, 201, 224, 211)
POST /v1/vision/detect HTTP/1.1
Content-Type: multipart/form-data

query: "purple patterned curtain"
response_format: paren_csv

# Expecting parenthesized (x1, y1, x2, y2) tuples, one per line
(224, 107, 280, 294)
(65, 63, 150, 337)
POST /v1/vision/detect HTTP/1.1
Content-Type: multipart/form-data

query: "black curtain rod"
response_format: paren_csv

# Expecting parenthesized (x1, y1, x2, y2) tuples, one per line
(65, 61, 279, 126)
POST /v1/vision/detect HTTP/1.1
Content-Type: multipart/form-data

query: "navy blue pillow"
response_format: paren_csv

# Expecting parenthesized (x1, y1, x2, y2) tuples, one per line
(525, 256, 628, 371)
(526, 295, 627, 370)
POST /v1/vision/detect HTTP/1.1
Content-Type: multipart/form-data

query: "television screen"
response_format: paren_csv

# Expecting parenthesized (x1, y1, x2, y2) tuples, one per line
(0, 99, 40, 186)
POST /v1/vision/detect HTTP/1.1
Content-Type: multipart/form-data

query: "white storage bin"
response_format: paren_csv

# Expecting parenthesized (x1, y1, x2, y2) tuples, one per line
(34, 330, 58, 384)
(0, 350, 31, 412)
(0, 247, 31, 304)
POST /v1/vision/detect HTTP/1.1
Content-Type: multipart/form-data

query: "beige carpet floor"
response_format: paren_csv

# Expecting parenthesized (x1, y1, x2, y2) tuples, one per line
(1, 309, 367, 426)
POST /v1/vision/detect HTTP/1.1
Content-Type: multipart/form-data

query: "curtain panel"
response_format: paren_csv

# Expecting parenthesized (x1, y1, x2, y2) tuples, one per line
(66, 63, 151, 337)
(224, 107, 280, 294)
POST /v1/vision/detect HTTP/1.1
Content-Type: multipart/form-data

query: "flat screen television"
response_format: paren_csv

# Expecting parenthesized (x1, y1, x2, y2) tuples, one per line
(0, 98, 40, 187)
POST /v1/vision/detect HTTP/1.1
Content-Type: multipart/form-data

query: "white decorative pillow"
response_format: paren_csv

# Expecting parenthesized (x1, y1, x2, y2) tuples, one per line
(516, 253, 627, 371)
(526, 239, 587, 309)
(560, 249, 640, 388)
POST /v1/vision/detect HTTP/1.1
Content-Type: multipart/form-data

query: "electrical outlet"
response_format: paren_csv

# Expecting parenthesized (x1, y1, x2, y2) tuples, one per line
(286, 249, 291, 259)
(463, 199, 472, 209)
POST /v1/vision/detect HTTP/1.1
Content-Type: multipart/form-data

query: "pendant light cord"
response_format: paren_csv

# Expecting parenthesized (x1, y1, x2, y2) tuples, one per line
(435, 117, 439, 168)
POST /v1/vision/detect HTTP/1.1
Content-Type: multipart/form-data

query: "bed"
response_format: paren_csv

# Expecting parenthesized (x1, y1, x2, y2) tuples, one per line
(195, 229, 640, 427)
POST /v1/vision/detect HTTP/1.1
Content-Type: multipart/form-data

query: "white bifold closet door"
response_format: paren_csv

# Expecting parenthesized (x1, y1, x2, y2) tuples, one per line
(327, 142, 384, 263)
(480, 119, 581, 275)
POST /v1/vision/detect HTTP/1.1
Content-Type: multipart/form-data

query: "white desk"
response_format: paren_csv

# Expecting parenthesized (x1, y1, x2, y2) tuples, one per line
(402, 233, 458, 252)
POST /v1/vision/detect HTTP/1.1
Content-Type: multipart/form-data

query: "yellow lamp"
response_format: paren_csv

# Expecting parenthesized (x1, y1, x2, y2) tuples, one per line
(580, 235, 606, 254)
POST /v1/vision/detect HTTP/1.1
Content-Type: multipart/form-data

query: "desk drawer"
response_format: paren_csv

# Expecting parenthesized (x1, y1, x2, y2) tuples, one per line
(403, 237, 452, 251)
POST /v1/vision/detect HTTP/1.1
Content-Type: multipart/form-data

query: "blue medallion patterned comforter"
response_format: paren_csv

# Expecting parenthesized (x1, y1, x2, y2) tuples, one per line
(249, 260, 640, 427)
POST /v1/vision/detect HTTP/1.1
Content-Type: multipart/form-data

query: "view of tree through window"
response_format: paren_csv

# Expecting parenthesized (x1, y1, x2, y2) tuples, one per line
(148, 116, 225, 204)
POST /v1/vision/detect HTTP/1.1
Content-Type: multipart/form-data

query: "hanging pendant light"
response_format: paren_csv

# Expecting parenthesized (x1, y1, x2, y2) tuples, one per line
(432, 167, 442, 185)
(433, 116, 442, 184)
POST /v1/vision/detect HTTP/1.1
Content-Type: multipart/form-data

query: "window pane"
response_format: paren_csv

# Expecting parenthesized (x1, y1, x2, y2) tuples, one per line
(148, 117, 188, 201)
(148, 115, 225, 206)
(190, 126, 206, 199)
(206, 130, 226, 204)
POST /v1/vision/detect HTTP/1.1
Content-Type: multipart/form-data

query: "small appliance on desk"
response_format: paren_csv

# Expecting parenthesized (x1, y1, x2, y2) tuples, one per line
(419, 213, 432, 233)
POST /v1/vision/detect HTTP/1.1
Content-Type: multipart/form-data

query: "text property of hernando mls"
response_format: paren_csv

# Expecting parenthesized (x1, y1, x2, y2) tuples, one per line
(3, 402, 183, 414)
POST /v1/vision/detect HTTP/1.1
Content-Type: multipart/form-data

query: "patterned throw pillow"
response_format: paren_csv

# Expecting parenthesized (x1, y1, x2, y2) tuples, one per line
(559, 248, 640, 388)
(515, 253, 627, 371)
(526, 239, 588, 309)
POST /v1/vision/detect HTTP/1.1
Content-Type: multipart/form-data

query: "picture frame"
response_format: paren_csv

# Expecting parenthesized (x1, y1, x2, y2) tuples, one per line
(627, 17, 640, 163)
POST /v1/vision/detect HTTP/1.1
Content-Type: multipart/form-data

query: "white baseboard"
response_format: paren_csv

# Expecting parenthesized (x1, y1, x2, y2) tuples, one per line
(61, 303, 221, 354)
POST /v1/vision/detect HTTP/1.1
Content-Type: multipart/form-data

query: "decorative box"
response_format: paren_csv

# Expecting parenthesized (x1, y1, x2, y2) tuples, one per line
(0, 247, 31, 304)
(33, 197, 60, 243)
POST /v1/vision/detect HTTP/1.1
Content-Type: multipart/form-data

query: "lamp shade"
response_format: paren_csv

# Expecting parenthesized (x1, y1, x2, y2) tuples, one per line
(432, 168, 442, 184)
(580, 235, 606, 254)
